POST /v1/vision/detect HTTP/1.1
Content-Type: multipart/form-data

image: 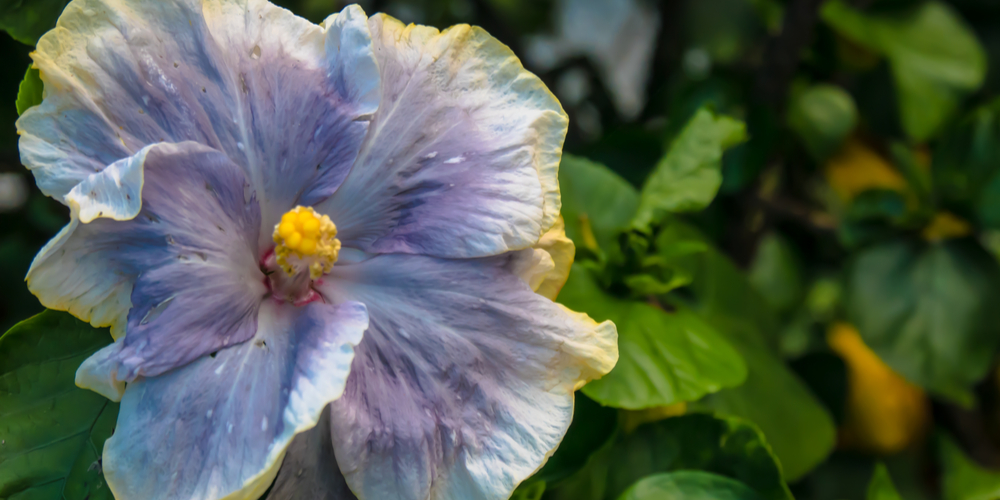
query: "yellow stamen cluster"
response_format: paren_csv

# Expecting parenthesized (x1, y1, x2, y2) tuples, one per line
(273, 206, 340, 279)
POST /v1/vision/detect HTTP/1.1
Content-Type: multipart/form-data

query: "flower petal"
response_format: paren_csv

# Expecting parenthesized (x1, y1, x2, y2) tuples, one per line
(509, 216, 575, 300)
(200, 1, 380, 222)
(317, 14, 568, 258)
(98, 300, 368, 500)
(320, 254, 616, 500)
(30, 142, 263, 378)
(18, 0, 378, 228)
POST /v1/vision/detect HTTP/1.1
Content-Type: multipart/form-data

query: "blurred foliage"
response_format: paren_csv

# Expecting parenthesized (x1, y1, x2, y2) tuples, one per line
(6, 0, 1000, 498)
(823, 1, 986, 142)
(939, 434, 1000, 500)
(0, 0, 70, 45)
(868, 463, 903, 500)
(846, 239, 1000, 405)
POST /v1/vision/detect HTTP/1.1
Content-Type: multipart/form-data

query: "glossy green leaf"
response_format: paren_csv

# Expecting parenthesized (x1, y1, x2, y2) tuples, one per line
(868, 463, 903, 500)
(559, 265, 747, 410)
(0, 0, 70, 45)
(16, 66, 42, 116)
(633, 108, 747, 231)
(0, 310, 118, 500)
(559, 154, 640, 254)
(658, 220, 836, 480)
(940, 434, 1000, 500)
(787, 84, 858, 161)
(822, 1, 986, 141)
(549, 414, 792, 500)
(617, 471, 762, 500)
(846, 240, 1000, 406)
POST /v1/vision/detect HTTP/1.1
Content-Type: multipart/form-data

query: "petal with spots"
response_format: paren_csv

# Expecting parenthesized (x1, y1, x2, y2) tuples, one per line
(30, 142, 263, 378)
(99, 300, 368, 500)
(18, 0, 378, 229)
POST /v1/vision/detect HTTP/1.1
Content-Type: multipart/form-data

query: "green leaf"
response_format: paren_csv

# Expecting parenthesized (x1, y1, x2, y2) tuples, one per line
(604, 416, 794, 500)
(559, 154, 640, 254)
(657, 220, 836, 480)
(688, 323, 837, 482)
(0, 0, 70, 45)
(0, 310, 118, 500)
(846, 239, 1000, 405)
(620, 232, 713, 298)
(633, 108, 747, 231)
(888, 143, 932, 204)
(16, 66, 43, 117)
(550, 414, 793, 500)
(934, 98, 1000, 229)
(559, 265, 747, 410)
(511, 481, 546, 500)
(617, 471, 762, 500)
(939, 434, 1000, 500)
(845, 189, 909, 222)
(656, 220, 778, 339)
(837, 189, 912, 248)
(821, 1, 986, 141)
(868, 463, 903, 500)
(748, 232, 803, 314)
(787, 84, 858, 161)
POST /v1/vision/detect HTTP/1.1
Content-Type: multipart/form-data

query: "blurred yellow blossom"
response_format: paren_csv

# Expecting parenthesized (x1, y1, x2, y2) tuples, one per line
(828, 323, 929, 454)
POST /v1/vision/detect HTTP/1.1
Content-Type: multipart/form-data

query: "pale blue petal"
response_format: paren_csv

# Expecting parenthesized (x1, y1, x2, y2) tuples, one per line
(101, 300, 368, 500)
(319, 254, 616, 500)
(31, 142, 264, 376)
(201, 1, 380, 231)
(65, 143, 147, 223)
(76, 338, 128, 401)
(18, 0, 379, 232)
(317, 14, 568, 259)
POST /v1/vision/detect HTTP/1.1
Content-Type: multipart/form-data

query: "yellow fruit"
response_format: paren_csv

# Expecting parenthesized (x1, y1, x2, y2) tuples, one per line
(825, 139, 908, 201)
(922, 212, 972, 242)
(828, 323, 929, 454)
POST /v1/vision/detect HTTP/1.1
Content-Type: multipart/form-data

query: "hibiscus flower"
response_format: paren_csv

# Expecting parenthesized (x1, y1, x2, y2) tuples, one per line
(19, 1, 618, 499)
